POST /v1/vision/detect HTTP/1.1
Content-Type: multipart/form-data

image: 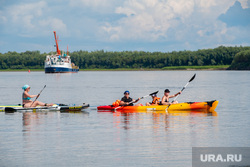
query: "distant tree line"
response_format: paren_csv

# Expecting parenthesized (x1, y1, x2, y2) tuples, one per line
(228, 50, 250, 70)
(0, 51, 46, 69)
(0, 46, 250, 70)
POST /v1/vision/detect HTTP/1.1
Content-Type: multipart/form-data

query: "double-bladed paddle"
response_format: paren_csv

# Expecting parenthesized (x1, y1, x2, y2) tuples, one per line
(133, 90, 159, 104)
(114, 91, 159, 111)
(172, 73, 196, 103)
(164, 74, 196, 113)
(30, 85, 46, 107)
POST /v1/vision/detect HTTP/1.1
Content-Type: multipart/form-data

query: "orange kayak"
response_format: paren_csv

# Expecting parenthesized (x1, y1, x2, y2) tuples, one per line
(97, 100, 218, 112)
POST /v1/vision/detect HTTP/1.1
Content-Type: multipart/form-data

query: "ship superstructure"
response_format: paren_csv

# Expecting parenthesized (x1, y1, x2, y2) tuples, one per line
(44, 31, 79, 73)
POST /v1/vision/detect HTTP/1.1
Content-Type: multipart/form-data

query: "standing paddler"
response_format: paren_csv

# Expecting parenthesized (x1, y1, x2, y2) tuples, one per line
(22, 85, 53, 108)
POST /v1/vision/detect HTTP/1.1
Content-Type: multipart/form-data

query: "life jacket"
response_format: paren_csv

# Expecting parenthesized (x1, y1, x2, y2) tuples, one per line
(152, 97, 160, 104)
(112, 99, 121, 107)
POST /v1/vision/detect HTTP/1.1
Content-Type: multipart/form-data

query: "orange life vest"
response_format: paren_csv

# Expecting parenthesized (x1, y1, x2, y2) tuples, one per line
(152, 97, 160, 104)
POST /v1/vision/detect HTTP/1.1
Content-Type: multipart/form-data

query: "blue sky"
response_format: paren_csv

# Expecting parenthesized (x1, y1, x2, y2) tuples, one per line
(0, 0, 250, 53)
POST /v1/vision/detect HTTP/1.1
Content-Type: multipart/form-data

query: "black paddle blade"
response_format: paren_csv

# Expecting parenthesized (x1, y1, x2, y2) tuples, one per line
(149, 91, 159, 96)
(5, 107, 15, 113)
(189, 74, 196, 82)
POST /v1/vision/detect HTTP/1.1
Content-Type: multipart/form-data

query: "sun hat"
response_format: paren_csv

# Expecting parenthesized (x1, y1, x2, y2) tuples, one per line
(22, 85, 30, 90)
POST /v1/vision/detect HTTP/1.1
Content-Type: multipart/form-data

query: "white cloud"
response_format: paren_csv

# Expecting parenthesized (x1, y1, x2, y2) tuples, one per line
(70, 0, 113, 7)
(168, 0, 195, 19)
(39, 18, 67, 34)
(238, 0, 250, 8)
(101, 0, 246, 47)
(101, 23, 121, 41)
(8, 1, 45, 22)
(0, 0, 249, 53)
(102, 0, 196, 41)
(2, 1, 67, 37)
(0, 11, 7, 23)
(69, 0, 120, 13)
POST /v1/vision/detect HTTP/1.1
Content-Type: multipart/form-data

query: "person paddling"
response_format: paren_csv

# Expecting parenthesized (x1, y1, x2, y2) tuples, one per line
(160, 89, 181, 105)
(146, 93, 160, 106)
(119, 90, 142, 106)
(22, 85, 53, 108)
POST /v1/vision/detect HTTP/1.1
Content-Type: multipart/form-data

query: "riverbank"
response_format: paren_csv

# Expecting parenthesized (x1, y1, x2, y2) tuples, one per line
(0, 65, 231, 72)
(0, 69, 43, 72)
(80, 65, 230, 71)
(161, 65, 230, 70)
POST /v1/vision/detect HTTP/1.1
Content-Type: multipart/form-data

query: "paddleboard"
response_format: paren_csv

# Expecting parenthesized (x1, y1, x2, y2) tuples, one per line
(1, 103, 89, 113)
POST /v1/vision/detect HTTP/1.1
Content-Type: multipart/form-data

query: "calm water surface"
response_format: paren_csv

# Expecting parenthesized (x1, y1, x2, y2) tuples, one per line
(0, 71, 250, 167)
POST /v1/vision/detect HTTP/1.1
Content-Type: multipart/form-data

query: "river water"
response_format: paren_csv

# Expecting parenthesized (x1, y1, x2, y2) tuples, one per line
(0, 71, 249, 167)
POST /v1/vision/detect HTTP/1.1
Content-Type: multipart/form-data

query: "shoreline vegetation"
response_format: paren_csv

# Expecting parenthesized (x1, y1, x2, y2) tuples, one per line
(0, 46, 249, 70)
(81, 65, 231, 71)
(0, 65, 231, 72)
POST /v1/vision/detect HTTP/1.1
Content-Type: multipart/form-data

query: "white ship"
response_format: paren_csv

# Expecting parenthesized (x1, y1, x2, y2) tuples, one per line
(44, 31, 79, 73)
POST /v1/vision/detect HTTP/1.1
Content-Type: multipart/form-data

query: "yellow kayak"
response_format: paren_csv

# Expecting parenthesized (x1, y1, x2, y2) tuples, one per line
(97, 100, 219, 112)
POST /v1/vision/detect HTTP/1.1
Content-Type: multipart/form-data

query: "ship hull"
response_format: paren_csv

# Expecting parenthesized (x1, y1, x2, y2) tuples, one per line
(45, 67, 79, 73)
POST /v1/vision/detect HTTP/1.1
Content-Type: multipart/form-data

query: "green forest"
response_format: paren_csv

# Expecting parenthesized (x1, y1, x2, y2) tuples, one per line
(0, 46, 250, 70)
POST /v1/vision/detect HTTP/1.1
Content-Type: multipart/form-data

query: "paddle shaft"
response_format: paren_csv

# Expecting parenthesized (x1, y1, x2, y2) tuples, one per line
(127, 91, 159, 105)
(30, 85, 46, 106)
(172, 74, 196, 102)
(115, 91, 159, 111)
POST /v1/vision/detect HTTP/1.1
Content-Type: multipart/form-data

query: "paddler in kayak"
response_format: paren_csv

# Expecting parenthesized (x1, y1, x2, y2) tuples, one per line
(160, 89, 181, 105)
(120, 90, 142, 106)
(146, 93, 160, 106)
(22, 85, 53, 108)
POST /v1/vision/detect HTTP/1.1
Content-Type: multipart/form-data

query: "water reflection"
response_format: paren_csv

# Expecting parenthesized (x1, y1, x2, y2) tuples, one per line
(22, 112, 46, 132)
(112, 112, 134, 130)
(108, 110, 218, 131)
(21, 111, 89, 154)
(22, 111, 89, 132)
(167, 110, 218, 117)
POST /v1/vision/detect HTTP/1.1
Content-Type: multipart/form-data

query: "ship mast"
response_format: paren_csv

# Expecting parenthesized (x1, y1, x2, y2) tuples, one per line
(67, 45, 69, 56)
(53, 31, 61, 55)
